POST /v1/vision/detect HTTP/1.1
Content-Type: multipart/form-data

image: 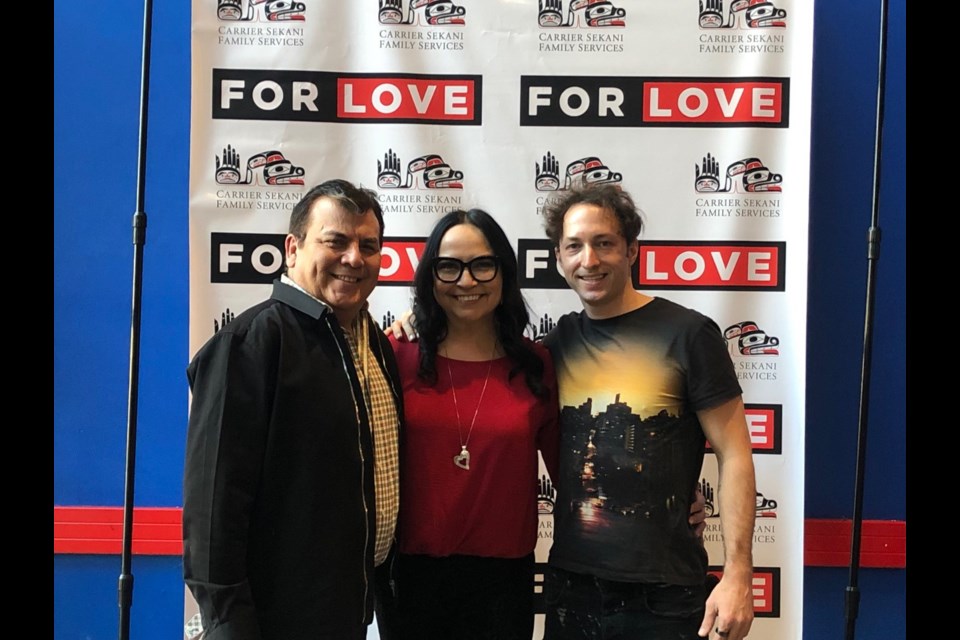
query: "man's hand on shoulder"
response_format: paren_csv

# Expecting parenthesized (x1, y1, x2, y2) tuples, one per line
(383, 309, 417, 341)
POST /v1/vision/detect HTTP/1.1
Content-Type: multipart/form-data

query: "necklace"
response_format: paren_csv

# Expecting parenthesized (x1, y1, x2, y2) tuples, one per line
(447, 356, 494, 471)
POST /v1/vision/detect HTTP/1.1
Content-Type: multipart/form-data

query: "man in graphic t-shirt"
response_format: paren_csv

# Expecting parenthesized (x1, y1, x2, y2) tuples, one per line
(540, 184, 757, 640)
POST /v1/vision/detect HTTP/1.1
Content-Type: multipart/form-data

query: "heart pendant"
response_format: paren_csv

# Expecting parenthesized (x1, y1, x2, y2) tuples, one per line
(453, 446, 470, 470)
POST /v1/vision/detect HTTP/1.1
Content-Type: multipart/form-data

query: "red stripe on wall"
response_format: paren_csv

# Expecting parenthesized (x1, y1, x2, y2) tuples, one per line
(803, 518, 906, 569)
(53, 507, 183, 556)
(53, 506, 906, 568)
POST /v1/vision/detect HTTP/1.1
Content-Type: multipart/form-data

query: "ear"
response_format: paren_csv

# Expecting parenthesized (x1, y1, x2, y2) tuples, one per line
(627, 239, 639, 266)
(284, 234, 299, 270)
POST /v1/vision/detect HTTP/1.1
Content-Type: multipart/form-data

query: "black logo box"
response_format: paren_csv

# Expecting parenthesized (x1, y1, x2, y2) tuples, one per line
(518, 239, 786, 291)
(212, 69, 483, 125)
(520, 75, 790, 127)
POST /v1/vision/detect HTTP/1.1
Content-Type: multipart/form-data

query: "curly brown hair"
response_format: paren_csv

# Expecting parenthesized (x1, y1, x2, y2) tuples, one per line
(541, 183, 644, 246)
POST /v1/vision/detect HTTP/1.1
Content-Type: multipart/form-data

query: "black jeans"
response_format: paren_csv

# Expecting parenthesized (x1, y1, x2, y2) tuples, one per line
(394, 552, 536, 640)
(543, 567, 707, 640)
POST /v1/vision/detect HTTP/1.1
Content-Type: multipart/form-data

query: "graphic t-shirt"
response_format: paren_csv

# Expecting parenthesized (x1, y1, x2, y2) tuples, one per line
(542, 297, 741, 585)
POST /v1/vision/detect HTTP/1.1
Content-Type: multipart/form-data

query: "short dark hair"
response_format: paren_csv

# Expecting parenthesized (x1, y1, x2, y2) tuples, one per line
(541, 183, 643, 247)
(288, 179, 384, 243)
(412, 208, 546, 397)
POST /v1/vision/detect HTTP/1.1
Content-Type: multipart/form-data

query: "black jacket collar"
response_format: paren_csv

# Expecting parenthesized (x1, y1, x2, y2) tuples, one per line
(271, 278, 332, 320)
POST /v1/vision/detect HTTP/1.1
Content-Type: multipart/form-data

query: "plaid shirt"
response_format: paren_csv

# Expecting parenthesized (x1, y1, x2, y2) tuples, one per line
(344, 312, 400, 567)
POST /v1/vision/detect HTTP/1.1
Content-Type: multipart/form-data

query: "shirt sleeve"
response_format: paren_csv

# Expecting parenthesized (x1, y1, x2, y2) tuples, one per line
(182, 327, 277, 640)
(685, 315, 743, 413)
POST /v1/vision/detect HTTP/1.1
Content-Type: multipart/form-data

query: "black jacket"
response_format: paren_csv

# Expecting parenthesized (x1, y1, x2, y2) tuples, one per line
(183, 280, 403, 640)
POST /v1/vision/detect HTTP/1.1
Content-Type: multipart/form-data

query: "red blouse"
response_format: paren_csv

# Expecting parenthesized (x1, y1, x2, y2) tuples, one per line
(390, 337, 559, 558)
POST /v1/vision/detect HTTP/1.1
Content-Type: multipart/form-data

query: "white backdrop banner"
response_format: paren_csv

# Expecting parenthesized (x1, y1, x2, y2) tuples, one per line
(188, 2, 810, 638)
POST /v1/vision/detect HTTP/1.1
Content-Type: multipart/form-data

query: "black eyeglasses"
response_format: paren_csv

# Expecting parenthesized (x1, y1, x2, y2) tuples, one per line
(432, 255, 500, 283)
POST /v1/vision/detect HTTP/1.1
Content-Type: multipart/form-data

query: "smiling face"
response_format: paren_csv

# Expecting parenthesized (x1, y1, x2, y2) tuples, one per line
(555, 203, 639, 319)
(284, 196, 382, 326)
(433, 223, 503, 330)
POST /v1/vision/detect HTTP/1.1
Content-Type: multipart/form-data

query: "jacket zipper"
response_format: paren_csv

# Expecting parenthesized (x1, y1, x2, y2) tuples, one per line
(327, 315, 372, 625)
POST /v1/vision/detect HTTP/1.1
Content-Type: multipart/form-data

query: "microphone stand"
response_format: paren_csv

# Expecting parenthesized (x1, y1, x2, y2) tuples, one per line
(844, 0, 888, 637)
(118, 0, 154, 638)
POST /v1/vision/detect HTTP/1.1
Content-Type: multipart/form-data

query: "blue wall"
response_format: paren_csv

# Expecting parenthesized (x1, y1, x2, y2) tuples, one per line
(54, 1, 906, 638)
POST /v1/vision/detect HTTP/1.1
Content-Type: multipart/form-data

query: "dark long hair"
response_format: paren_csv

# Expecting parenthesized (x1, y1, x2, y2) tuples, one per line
(412, 209, 546, 397)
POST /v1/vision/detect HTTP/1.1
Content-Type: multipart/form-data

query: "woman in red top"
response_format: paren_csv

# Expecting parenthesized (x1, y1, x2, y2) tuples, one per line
(387, 208, 560, 639)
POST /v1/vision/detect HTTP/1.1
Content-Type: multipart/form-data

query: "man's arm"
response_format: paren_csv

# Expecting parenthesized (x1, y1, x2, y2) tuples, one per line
(696, 395, 756, 640)
(183, 332, 273, 640)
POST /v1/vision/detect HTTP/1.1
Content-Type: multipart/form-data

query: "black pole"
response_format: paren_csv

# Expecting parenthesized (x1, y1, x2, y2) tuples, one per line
(844, 0, 888, 637)
(118, 0, 153, 638)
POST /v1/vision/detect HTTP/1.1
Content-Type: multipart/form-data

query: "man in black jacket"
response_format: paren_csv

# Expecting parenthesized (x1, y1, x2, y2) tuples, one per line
(183, 179, 402, 640)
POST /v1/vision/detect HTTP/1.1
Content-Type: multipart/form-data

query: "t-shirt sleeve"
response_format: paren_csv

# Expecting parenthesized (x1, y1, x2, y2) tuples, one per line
(685, 315, 743, 412)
